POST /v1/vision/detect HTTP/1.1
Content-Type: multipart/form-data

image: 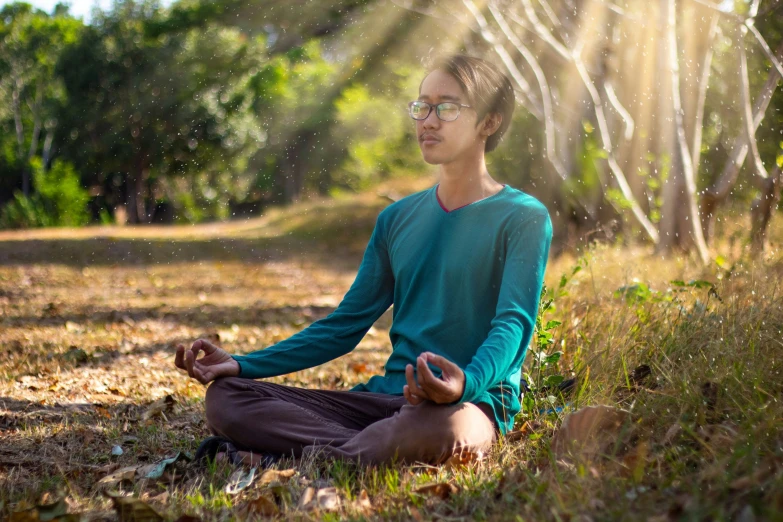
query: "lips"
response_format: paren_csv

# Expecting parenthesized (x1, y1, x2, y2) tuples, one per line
(420, 134, 441, 145)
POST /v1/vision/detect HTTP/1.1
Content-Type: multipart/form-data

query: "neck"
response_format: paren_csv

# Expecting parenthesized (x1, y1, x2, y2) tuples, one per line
(436, 148, 503, 209)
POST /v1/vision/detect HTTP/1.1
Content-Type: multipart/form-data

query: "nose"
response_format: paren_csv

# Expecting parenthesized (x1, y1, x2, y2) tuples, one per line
(421, 107, 440, 130)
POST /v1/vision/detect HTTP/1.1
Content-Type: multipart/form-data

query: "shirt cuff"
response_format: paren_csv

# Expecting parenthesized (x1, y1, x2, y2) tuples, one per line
(458, 370, 480, 404)
(231, 355, 245, 377)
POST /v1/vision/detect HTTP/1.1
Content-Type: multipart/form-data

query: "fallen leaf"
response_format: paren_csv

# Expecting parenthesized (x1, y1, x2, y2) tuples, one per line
(352, 489, 372, 512)
(413, 482, 459, 500)
(240, 495, 278, 517)
(551, 405, 632, 461)
(96, 466, 138, 489)
(350, 363, 369, 374)
(8, 493, 71, 522)
(225, 467, 256, 495)
(138, 453, 189, 480)
(315, 487, 341, 511)
(106, 493, 163, 522)
(506, 422, 530, 442)
(297, 487, 315, 510)
(141, 395, 175, 422)
(94, 406, 112, 419)
(444, 450, 482, 470)
(258, 468, 295, 486)
(147, 492, 169, 505)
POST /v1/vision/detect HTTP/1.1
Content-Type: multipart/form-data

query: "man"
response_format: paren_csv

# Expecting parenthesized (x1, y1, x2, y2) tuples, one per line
(175, 54, 553, 467)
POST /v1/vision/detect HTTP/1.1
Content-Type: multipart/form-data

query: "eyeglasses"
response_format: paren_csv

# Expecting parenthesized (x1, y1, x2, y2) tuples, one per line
(408, 101, 472, 122)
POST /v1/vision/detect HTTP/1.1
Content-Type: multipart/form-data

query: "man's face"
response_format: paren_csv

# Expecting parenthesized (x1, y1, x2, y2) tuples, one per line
(415, 69, 494, 165)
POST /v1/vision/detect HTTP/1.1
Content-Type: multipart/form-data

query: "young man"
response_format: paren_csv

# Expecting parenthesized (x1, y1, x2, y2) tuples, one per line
(174, 54, 553, 466)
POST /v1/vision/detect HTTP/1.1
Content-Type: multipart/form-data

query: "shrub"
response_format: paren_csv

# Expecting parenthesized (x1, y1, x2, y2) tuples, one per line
(0, 157, 90, 228)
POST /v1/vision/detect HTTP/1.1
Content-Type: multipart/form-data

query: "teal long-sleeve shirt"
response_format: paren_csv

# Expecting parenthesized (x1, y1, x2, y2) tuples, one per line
(233, 183, 553, 434)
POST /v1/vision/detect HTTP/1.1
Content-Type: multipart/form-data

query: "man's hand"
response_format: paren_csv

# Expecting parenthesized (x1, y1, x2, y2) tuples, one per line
(403, 352, 466, 405)
(174, 339, 240, 384)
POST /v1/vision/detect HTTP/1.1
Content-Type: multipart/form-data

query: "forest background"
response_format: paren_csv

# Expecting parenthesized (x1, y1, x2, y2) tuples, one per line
(1, 0, 782, 258)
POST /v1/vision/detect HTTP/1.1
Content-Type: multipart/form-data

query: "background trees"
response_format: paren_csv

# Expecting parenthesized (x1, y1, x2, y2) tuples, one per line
(0, 0, 780, 259)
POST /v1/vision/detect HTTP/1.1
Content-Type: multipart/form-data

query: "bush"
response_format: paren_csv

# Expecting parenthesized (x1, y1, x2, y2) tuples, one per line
(0, 158, 90, 228)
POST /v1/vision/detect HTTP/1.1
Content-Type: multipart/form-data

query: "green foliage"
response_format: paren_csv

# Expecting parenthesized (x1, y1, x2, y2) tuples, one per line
(0, 157, 89, 228)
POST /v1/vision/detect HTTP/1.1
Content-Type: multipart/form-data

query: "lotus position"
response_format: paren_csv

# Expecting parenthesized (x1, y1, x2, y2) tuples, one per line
(174, 54, 553, 467)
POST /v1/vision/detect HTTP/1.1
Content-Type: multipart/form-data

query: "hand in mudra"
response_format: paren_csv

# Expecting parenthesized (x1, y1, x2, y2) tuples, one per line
(403, 352, 466, 405)
(175, 339, 239, 384)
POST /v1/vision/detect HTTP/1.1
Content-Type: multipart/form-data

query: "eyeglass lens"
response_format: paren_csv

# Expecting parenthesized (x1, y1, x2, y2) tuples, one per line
(409, 102, 460, 122)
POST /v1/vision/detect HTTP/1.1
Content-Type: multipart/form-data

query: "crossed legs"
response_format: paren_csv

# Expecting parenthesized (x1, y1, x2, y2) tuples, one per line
(204, 377, 496, 466)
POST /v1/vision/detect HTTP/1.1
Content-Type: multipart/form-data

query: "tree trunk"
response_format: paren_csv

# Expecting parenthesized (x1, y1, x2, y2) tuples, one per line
(656, 0, 708, 263)
(11, 76, 29, 197)
(750, 166, 781, 255)
(700, 32, 783, 242)
(127, 153, 150, 224)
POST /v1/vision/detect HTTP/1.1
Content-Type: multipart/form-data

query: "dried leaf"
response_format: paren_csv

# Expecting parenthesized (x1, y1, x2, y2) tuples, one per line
(506, 422, 530, 442)
(352, 490, 372, 512)
(315, 487, 341, 511)
(225, 466, 256, 495)
(444, 450, 482, 470)
(413, 482, 459, 500)
(141, 395, 175, 422)
(350, 363, 369, 374)
(258, 468, 295, 487)
(551, 405, 632, 461)
(8, 495, 72, 522)
(106, 493, 164, 522)
(297, 487, 315, 510)
(138, 453, 189, 480)
(96, 466, 138, 488)
(240, 495, 278, 517)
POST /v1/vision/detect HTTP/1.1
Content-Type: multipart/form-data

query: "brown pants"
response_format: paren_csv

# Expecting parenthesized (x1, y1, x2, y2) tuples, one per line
(204, 377, 497, 466)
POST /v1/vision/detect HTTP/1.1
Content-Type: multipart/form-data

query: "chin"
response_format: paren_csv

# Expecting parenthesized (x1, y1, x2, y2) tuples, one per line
(420, 149, 448, 165)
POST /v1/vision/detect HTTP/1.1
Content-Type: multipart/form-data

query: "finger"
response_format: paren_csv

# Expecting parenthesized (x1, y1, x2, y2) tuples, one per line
(195, 338, 218, 357)
(190, 339, 205, 361)
(407, 362, 430, 400)
(192, 363, 209, 385)
(403, 384, 423, 405)
(417, 355, 439, 387)
(423, 352, 459, 374)
(174, 344, 186, 369)
(417, 355, 448, 397)
(184, 349, 197, 379)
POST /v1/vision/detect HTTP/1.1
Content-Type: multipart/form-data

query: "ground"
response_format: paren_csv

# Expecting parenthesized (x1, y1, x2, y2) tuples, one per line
(1, 177, 782, 521)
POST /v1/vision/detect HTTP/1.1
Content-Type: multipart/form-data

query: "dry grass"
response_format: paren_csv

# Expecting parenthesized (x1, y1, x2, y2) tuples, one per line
(1, 180, 782, 521)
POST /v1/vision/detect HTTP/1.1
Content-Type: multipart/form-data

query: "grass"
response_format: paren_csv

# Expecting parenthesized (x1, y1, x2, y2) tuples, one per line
(1, 177, 782, 521)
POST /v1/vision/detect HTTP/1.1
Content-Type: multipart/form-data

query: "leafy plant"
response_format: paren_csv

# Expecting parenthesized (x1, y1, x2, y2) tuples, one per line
(0, 157, 89, 228)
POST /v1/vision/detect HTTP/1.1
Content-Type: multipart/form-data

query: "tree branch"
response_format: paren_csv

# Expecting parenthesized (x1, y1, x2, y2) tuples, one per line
(461, 0, 544, 120)
(488, 1, 567, 179)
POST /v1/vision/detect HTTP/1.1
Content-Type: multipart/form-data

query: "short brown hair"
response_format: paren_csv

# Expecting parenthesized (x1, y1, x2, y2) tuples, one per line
(420, 54, 515, 153)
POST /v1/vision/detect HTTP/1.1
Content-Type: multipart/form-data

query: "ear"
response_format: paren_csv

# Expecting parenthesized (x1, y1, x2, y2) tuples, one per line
(481, 113, 502, 137)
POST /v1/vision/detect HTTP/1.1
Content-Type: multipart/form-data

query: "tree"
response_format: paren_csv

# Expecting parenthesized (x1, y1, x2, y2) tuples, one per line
(400, 0, 783, 259)
(0, 2, 82, 199)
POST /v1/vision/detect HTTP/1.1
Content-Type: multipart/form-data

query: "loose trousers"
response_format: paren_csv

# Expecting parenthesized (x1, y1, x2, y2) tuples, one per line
(204, 377, 497, 466)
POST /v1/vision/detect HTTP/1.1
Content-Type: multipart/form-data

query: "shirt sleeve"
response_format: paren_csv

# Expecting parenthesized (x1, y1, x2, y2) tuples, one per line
(232, 212, 395, 379)
(458, 209, 553, 404)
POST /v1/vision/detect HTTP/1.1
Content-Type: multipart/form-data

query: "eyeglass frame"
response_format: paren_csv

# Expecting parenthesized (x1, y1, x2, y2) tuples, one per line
(407, 100, 473, 122)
